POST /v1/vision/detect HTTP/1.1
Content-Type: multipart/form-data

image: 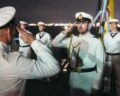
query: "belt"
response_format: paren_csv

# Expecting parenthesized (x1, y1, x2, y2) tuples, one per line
(106, 53, 120, 56)
(20, 45, 30, 47)
(70, 65, 96, 73)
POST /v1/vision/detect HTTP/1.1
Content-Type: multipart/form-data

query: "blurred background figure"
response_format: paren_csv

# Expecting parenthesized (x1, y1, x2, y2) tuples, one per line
(36, 21, 52, 49)
(19, 21, 33, 58)
(103, 18, 120, 96)
(36, 21, 53, 82)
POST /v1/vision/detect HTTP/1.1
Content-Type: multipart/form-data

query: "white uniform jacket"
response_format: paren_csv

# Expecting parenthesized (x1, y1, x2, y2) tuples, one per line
(0, 40, 60, 96)
(52, 32, 105, 94)
(36, 31, 52, 49)
(19, 30, 32, 58)
(104, 31, 120, 54)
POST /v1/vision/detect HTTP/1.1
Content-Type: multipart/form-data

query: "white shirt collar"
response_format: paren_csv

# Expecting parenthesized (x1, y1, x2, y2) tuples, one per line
(39, 31, 45, 34)
(79, 32, 93, 39)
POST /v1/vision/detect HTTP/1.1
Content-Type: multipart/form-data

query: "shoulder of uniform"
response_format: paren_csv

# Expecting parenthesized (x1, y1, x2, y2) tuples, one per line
(94, 38, 103, 45)
(36, 33, 40, 35)
(45, 32, 51, 35)
(117, 32, 120, 34)
(104, 32, 109, 35)
(90, 35, 101, 42)
(103, 32, 110, 38)
(66, 33, 76, 38)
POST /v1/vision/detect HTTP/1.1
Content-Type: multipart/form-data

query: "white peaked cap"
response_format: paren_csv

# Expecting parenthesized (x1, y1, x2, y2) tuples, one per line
(0, 6, 16, 27)
(75, 12, 93, 22)
(38, 21, 45, 25)
(20, 21, 28, 25)
(109, 19, 119, 23)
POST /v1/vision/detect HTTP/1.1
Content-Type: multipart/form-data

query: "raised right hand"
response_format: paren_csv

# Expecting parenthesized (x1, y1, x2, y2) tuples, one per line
(16, 26, 35, 45)
(64, 22, 76, 34)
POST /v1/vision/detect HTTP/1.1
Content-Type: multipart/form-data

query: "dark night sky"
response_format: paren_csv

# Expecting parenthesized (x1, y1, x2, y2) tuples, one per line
(0, 0, 119, 23)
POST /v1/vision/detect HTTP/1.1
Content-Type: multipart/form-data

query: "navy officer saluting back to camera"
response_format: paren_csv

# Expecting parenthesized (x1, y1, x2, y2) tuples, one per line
(52, 12, 105, 96)
(0, 6, 60, 96)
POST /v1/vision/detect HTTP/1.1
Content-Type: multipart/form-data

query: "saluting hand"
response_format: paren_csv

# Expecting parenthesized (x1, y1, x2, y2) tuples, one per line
(16, 26, 35, 45)
(64, 22, 76, 34)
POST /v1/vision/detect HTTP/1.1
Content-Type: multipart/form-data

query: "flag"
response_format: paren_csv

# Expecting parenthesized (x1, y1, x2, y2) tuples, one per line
(107, 0, 115, 19)
(105, 0, 115, 32)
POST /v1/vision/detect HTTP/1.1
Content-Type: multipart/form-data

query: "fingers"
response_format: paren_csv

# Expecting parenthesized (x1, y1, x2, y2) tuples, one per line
(16, 26, 29, 38)
(16, 26, 32, 37)
(16, 26, 35, 44)
(16, 26, 29, 35)
(68, 22, 77, 29)
(16, 26, 23, 34)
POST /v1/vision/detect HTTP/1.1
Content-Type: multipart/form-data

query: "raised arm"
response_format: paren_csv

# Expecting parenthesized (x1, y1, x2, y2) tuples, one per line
(16, 27, 60, 79)
(52, 24, 75, 48)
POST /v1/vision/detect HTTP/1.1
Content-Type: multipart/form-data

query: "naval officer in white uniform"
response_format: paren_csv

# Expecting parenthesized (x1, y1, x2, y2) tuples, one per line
(36, 22, 52, 49)
(19, 21, 32, 58)
(104, 18, 120, 96)
(0, 6, 60, 96)
(52, 12, 105, 96)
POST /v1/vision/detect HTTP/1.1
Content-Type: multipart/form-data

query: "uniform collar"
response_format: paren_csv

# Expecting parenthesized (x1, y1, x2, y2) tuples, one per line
(40, 31, 45, 34)
(79, 32, 93, 39)
(0, 41, 8, 52)
(109, 31, 118, 38)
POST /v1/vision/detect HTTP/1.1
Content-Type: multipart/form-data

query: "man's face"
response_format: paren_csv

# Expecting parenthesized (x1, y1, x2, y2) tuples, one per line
(38, 25, 45, 32)
(110, 22, 118, 32)
(20, 24, 27, 30)
(77, 22, 89, 34)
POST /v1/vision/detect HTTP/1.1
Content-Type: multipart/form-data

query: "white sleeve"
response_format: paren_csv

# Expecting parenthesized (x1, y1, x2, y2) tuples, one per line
(16, 40, 60, 79)
(92, 40, 106, 89)
(52, 32, 70, 48)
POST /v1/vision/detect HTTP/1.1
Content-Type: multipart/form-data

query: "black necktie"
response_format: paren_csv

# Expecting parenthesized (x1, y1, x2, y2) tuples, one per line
(39, 34, 44, 38)
(110, 32, 118, 38)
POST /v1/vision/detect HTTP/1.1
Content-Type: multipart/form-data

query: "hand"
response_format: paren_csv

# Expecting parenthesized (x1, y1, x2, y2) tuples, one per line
(64, 22, 76, 34)
(16, 26, 35, 45)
